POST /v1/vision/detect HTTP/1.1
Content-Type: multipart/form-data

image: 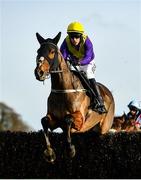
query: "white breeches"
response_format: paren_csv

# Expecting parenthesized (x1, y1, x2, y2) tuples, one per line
(70, 60, 96, 79)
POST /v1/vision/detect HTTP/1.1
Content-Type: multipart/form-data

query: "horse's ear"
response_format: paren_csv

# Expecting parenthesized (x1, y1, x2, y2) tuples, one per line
(36, 32, 45, 44)
(53, 32, 61, 45)
(123, 111, 126, 116)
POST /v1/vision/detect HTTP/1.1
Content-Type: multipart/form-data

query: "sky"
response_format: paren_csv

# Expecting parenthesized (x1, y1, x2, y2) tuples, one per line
(0, 0, 141, 131)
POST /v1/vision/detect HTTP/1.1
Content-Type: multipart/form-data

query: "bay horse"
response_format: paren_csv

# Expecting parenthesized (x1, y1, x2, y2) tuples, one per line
(34, 32, 115, 163)
(110, 113, 141, 132)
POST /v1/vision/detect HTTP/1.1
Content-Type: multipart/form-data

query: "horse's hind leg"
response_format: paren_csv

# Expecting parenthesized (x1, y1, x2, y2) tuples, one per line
(63, 114, 76, 158)
(100, 100, 115, 134)
(41, 116, 56, 163)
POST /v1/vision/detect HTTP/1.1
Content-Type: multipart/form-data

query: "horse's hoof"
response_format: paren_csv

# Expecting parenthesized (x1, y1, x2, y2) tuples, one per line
(43, 148, 56, 163)
(69, 145, 76, 158)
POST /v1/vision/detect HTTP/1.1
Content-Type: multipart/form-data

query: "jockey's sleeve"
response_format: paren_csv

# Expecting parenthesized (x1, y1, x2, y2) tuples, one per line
(80, 37, 95, 66)
(60, 40, 68, 60)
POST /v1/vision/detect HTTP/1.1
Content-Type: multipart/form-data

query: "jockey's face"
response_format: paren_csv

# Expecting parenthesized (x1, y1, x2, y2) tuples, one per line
(129, 107, 138, 115)
(69, 33, 81, 46)
(130, 110, 137, 115)
(70, 36, 81, 46)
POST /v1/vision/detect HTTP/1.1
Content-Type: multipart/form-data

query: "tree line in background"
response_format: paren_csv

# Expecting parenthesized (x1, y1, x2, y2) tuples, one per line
(0, 102, 32, 132)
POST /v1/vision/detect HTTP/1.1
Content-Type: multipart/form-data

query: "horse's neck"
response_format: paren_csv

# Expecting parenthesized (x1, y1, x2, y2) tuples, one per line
(115, 114, 125, 123)
(50, 53, 81, 90)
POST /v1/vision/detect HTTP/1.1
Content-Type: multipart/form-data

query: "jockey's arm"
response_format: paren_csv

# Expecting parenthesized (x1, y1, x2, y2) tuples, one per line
(79, 37, 95, 66)
(60, 41, 79, 65)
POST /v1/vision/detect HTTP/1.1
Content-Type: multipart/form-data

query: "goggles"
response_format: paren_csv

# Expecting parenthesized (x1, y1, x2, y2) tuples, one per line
(69, 33, 82, 39)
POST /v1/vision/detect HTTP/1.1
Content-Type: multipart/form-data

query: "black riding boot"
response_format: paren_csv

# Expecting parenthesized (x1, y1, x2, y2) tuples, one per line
(89, 78, 107, 114)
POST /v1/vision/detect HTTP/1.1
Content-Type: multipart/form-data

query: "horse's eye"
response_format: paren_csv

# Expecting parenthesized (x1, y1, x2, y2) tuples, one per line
(50, 49, 55, 54)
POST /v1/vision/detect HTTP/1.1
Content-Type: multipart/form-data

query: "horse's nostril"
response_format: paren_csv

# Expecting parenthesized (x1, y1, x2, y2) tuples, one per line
(40, 70, 44, 76)
(34, 68, 43, 78)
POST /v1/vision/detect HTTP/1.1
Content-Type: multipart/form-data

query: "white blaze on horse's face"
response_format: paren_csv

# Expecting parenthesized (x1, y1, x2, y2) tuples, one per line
(39, 56, 44, 61)
(36, 56, 45, 64)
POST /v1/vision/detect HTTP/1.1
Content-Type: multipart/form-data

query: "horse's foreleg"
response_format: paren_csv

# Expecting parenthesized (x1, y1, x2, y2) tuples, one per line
(63, 114, 76, 158)
(41, 116, 56, 163)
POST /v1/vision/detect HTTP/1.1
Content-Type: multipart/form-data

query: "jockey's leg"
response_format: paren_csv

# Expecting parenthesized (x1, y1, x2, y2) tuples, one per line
(89, 78, 107, 114)
(80, 60, 107, 114)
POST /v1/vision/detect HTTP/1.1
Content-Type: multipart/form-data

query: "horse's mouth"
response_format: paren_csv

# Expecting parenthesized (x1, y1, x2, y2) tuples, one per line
(34, 69, 49, 81)
(35, 76, 45, 81)
(35, 73, 49, 81)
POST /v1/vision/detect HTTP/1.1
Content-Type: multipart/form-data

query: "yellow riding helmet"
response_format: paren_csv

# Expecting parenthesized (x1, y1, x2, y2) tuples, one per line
(67, 22, 84, 34)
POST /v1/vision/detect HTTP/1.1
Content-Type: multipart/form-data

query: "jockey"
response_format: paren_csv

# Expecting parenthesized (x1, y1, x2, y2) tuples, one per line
(60, 21, 107, 114)
(126, 100, 141, 129)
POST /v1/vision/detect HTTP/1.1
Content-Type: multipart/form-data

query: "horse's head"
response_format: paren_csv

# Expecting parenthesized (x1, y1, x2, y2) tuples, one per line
(34, 32, 61, 81)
